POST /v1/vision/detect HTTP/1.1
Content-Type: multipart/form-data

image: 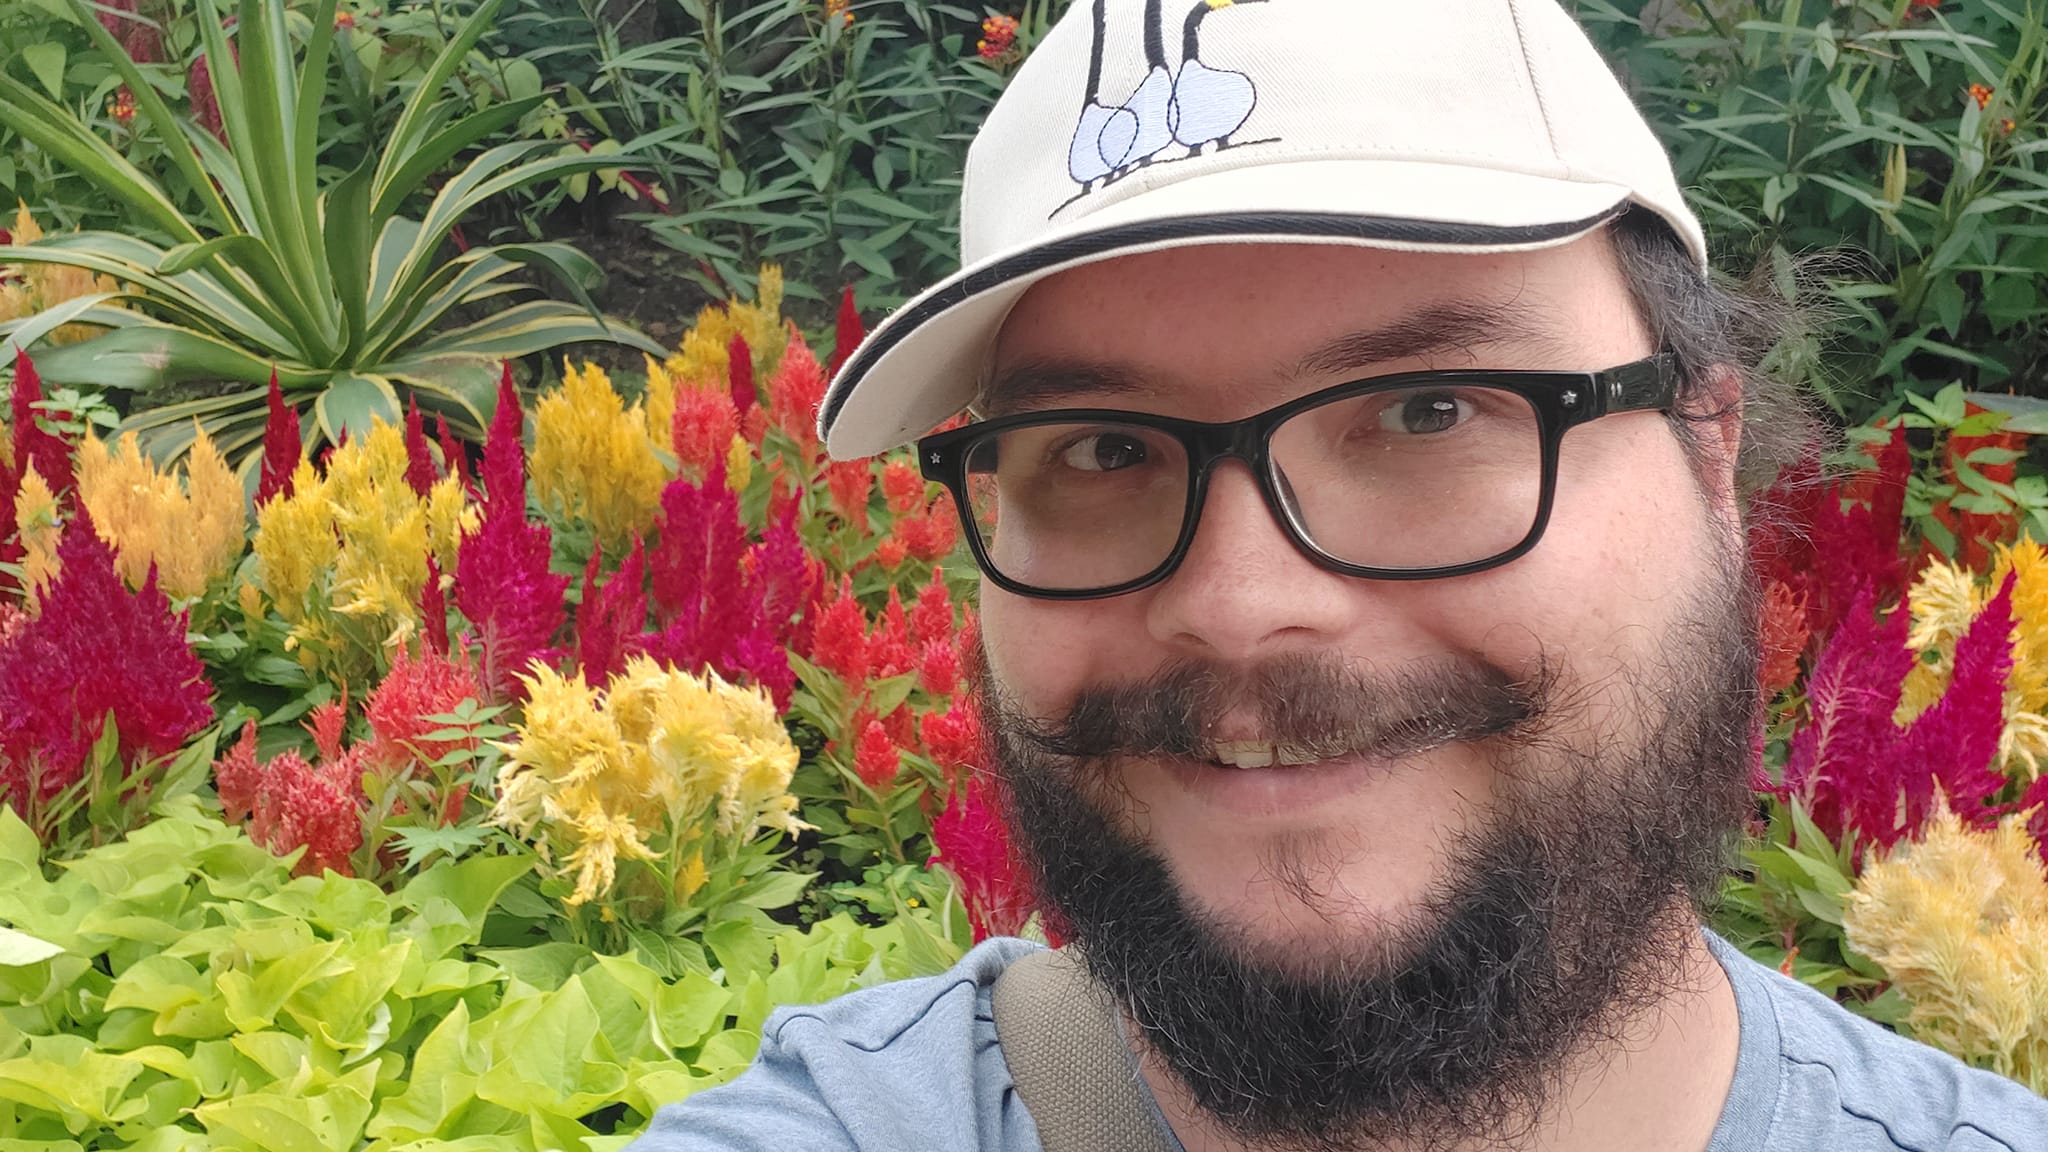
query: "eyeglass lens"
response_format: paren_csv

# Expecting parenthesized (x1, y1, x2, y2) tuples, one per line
(961, 382, 1545, 593)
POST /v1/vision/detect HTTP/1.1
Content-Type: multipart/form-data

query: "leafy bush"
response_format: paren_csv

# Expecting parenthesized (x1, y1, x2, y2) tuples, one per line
(0, 0, 659, 463)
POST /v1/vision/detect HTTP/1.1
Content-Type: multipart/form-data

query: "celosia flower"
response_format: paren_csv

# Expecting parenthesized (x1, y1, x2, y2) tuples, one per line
(870, 588, 915, 678)
(909, 568, 955, 649)
(10, 352, 72, 499)
(215, 726, 364, 878)
(364, 643, 484, 802)
(214, 721, 262, 823)
(809, 580, 869, 685)
(854, 719, 900, 790)
(577, 542, 648, 684)
(457, 374, 569, 700)
(825, 458, 873, 527)
(921, 700, 986, 782)
(767, 330, 829, 456)
(930, 773, 1041, 943)
(882, 460, 924, 515)
(1844, 801, 2048, 1092)
(258, 374, 302, 506)
(919, 639, 961, 697)
(493, 658, 803, 907)
(728, 334, 757, 416)
(664, 270, 787, 400)
(189, 54, 224, 141)
(1758, 579, 1809, 700)
(726, 433, 754, 493)
(672, 381, 740, 480)
(828, 286, 865, 377)
(899, 498, 960, 563)
(76, 428, 245, 599)
(403, 397, 437, 497)
(436, 413, 470, 496)
(94, 0, 162, 63)
(1751, 432, 1911, 643)
(644, 466, 798, 708)
(12, 464, 62, 603)
(0, 513, 213, 806)
(254, 460, 337, 623)
(532, 360, 666, 552)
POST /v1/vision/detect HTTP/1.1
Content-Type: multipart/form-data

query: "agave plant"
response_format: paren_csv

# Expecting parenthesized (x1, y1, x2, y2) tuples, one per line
(0, 0, 663, 464)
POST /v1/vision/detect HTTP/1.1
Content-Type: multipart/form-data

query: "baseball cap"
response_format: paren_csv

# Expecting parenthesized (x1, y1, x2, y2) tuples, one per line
(819, 0, 1707, 460)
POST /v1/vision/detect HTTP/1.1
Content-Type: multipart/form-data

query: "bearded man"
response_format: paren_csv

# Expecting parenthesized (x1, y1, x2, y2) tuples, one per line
(630, 1, 2048, 1149)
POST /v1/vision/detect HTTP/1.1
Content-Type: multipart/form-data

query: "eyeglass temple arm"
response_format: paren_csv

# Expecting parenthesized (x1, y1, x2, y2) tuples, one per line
(1593, 354, 1680, 417)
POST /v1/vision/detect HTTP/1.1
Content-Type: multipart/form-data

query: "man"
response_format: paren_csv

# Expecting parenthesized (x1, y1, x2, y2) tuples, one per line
(634, 1, 2048, 1149)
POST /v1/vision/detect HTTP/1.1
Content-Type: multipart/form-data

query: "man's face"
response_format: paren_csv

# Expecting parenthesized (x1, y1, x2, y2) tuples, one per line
(974, 236, 1757, 1148)
(983, 237, 1735, 945)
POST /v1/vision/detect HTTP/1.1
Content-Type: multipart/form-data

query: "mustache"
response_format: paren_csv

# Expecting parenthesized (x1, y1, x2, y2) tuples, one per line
(986, 651, 1553, 766)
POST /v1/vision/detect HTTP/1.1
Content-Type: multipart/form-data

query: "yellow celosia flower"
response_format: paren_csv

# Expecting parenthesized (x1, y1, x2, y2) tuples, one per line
(13, 464, 62, 606)
(491, 657, 805, 908)
(660, 265, 788, 398)
(254, 460, 337, 623)
(0, 417, 11, 474)
(0, 203, 119, 345)
(642, 354, 679, 452)
(1992, 540, 2048, 776)
(75, 427, 245, 599)
(531, 360, 665, 552)
(1844, 801, 2048, 1092)
(726, 433, 753, 493)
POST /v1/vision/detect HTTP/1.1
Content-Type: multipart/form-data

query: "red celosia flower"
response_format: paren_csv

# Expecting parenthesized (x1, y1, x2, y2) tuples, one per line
(403, 396, 437, 497)
(919, 639, 960, 697)
(643, 464, 796, 707)
(1751, 430, 1911, 645)
(672, 384, 739, 479)
(728, 334, 757, 417)
(921, 701, 987, 781)
(364, 644, 484, 777)
(870, 588, 915, 678)
(96, 0, 163, 63)
(1783, 574, 2016, 852)
(455, 372, 569, 701)
(1969, 83, 1995, 110)
(828, 287, 865, 378)
(0, 514, 213, 808)
(1758, 579, 1809, 700)
(809, 579, 870, 685)
(242, 748, 363, 878)
(873, 535, 908, 571)
(930, 772, 1041, 943)
(854, 719, 900, 790)
(308, 698, 349, 764)
(826, 459, 873, 527)
(909, 569, 954, 649)
(11, 351, 73, 499)
(899, 500, 960, 563)
(436, 413, 471, 495)
(214, 721, 261, 824)
(257, 373, 302, 506)
(189, 54, 224, 141)
(750, 504, 819, 648)
(422, 555, 450, 657)
(883, 703, 915, 748)
(576, 542, 648, 684)
(882, 460, 923, 515)
(766, 331, 828, 455)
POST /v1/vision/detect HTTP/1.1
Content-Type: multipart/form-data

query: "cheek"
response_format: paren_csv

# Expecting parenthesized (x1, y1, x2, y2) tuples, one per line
(980, 582, 1138, 713)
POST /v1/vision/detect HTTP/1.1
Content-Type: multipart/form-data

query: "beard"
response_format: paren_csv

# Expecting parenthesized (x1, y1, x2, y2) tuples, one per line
(978, 552, 1758, 1152)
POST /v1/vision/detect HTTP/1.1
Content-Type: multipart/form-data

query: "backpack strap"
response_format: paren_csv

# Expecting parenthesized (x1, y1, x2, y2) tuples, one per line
(992, 948, 1176, 1152)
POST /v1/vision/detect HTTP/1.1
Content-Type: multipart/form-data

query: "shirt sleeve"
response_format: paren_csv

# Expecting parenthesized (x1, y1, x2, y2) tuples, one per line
(628, 1025, 861, 1152)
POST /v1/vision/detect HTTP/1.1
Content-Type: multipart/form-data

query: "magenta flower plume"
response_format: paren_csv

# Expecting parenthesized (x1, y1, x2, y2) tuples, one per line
(728, 334, 756, 416)
(482, 363, 525, 516)
(643, 463, 796, 706)
(436, 413, 473, 497)
(0, 513, 213, 809)
(929, 773, 1042, 943)
(257, 372, 302, 506)
(403, 396, 437, 497)
(455, 372, 567, 701)
(828, 286, 865, 378)
(1784, 574, 2017, 851)
(577, 542, 648, 684)
(11, 351, 73, 498)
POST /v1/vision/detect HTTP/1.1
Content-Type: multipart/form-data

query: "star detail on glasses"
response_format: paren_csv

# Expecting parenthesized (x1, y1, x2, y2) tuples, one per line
(931, 451, 943, 464)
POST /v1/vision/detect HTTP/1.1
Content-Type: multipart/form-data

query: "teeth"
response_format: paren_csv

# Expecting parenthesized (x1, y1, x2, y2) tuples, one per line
(1212, 741, 1275, 768)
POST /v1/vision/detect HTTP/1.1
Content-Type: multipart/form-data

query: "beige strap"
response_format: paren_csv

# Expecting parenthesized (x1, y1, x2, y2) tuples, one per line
(992, 948, 1176, 1152)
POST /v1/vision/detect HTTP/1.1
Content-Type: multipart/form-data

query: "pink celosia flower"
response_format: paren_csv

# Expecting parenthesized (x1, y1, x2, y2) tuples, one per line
(11, 351, 73, 499)
(728, 334, 757, 417)
(436, 413, 471, 496)
(854, 719, 900, 790)
(576, 542, 648, 684)
(882, 460, 923, 515)
(930, 772, 1041, 943)
(766, 331, 828, 454)
(909, 569, 955, 649)
(828, 286, 865, 378)
(257, 373, 302, 506)
(919, 640, 961, 697)
(0, 514, 213, 807)
(809, 580, 869, 685)
(403, 396, 438, 497)
(1784, 573, 2016, 851)
(642, 463, 796, 706)
(455, 370, 568, 700)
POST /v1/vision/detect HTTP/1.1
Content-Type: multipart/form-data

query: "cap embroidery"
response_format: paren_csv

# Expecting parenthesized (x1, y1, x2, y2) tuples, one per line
(1057, 0, 1277, 216)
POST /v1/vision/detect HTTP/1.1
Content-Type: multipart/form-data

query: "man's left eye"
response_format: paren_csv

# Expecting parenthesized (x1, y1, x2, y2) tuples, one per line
(1378, 391, 1473, 435)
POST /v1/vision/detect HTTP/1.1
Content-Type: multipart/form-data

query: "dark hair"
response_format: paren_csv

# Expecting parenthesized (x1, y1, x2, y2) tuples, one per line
(1608, 209, 1829, 512)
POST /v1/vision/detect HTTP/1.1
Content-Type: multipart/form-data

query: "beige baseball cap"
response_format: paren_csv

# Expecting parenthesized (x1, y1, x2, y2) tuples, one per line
(819, 0, 1707, 459)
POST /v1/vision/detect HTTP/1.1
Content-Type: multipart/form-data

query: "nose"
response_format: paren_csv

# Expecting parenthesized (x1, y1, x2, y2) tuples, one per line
(1142, 459, 1359, 661)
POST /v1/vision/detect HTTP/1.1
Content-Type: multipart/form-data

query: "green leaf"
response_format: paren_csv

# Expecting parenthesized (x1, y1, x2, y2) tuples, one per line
(0, 925, 63, 967)
(730, 871, 815, 911)
(21, 42, 65, 100)
(314, 373, 400, 443)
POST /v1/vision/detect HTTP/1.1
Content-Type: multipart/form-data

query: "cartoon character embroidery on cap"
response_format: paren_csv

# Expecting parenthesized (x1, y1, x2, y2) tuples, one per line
(1060, 0, 1274, 214)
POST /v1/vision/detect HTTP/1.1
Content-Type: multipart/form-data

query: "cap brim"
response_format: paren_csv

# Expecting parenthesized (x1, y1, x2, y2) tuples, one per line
(821, 158, 1640, 459)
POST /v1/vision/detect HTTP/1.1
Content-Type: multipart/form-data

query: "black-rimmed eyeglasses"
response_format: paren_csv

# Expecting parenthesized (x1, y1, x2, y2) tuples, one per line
(915, 355, 1679, 600)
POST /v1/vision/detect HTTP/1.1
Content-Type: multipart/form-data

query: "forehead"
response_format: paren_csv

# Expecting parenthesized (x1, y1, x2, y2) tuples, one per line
(985, 237, 1645, 417)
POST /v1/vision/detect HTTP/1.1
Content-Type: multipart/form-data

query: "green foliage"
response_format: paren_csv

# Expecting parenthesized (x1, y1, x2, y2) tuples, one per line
(0, 799, 962, 1149)
(0, 0, 663, 466)
(1579, 0, 2048, 421)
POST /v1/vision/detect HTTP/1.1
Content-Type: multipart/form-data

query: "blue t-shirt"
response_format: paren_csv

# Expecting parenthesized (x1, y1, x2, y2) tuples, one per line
(629, 932, 2048, 1151)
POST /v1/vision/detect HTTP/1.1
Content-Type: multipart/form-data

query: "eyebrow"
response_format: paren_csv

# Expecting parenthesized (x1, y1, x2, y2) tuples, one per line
(978, 297, 1570, 418)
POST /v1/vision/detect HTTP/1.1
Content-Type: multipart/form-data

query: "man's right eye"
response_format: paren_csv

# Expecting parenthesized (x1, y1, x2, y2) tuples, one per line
(1057, 432, 1149, 473)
